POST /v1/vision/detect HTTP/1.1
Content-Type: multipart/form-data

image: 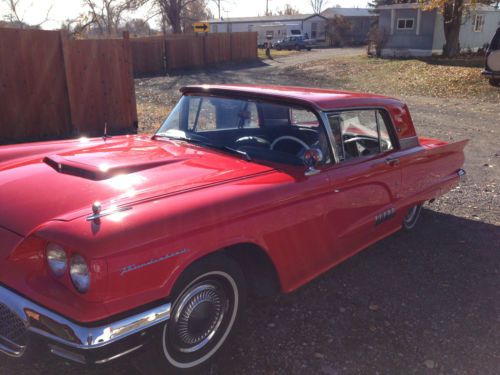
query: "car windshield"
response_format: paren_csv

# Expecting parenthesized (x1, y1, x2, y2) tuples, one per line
(155, 95, 331, 166)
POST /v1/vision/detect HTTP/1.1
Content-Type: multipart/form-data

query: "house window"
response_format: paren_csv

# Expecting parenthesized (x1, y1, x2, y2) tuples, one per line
(473, 15, 485, 32)
(311, 22, 318, 39)
(397, 18, 414, 30)
(212, 24, 218, 33)
(248, 25, 254, 32)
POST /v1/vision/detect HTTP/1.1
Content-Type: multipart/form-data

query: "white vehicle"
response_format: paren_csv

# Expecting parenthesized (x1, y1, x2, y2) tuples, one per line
(256, 23, 302, 48)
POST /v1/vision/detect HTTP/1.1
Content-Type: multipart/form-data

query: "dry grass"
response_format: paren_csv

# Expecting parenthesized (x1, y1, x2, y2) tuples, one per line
(288, 55, 500, 102)
(258, 49, 298, 59)
(136, 102, 170, 134)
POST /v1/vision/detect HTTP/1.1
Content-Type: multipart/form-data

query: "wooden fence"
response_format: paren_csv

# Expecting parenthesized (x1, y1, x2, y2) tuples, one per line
(130, 32, 258, 77)
(0, 29, 137, 143)
(0, 29, 256, 143)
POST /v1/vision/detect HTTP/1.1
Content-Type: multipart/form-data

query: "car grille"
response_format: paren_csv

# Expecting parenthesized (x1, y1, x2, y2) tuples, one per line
(0, 303, 28, 355)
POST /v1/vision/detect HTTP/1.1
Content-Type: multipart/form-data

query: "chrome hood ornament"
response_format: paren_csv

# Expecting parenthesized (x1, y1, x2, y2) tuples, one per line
(87, 201, 131, 222)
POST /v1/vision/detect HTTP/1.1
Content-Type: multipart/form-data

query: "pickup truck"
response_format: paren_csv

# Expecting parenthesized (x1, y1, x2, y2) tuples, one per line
(0, 85, 467, 373)
(274, 35, 314, 51)
(482, 27, 500, 86)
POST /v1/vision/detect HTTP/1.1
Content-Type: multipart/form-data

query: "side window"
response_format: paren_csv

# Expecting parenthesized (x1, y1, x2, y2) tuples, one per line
(491, 29, 500, 50)
(376, 111, 393, 152)
(328, 110, 394, 162)
(291, 108, 319, 127)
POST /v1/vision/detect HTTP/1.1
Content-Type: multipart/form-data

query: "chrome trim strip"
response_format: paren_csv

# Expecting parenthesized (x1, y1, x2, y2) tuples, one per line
(94, 344, 144, 364)
(0, 286, 171, 350)
(86, 206, 132, 221)
(49, 345, 86, 364)
(0, 337, 25, 358)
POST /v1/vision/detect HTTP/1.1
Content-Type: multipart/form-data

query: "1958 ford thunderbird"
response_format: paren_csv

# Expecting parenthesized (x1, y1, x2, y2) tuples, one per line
(0, 85, 467, 373)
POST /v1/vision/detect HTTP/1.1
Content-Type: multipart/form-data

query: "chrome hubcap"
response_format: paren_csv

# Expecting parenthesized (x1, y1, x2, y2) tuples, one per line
(172, 283, 227, 353)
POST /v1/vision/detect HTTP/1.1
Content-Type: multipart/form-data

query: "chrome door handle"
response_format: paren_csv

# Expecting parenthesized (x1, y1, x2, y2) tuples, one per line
(385, 157, 400, 166)
(333, 188, 341, 193)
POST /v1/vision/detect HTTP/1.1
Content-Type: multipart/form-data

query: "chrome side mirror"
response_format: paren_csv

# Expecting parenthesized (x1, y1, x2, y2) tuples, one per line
(304, 147, 323, 176)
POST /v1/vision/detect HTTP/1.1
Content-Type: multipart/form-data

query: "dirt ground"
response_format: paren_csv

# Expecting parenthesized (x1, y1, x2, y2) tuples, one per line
(2, 48, 499, 375)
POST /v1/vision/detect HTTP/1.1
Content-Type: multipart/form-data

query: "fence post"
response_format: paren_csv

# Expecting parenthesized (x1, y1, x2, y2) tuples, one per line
(163, 36, 168, 75)
(59, 30, 77, 136)
(202, 33, 207, 66)
(122, 31, 138, 131)
(164, 36, 169, 73)
(229, 32, 234, 61)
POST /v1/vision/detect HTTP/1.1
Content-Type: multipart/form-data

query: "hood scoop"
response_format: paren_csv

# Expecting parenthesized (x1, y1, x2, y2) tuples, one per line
(44, 154, 182, 181)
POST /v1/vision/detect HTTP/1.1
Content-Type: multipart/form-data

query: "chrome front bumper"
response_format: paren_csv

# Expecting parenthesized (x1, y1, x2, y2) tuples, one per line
(0, 285, 171, 363)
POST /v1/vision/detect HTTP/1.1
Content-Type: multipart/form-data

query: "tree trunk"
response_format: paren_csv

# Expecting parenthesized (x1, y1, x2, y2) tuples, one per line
(442, 0, 464, 57)
(159, 0, 183, 34)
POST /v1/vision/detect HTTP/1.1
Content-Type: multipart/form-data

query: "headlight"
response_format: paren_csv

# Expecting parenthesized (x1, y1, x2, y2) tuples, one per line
(46, 243, 67, 277)
(70, 254, 90, 293)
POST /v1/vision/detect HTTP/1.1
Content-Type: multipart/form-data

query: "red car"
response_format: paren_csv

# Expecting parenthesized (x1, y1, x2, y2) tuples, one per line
(0, 85, 467, 373)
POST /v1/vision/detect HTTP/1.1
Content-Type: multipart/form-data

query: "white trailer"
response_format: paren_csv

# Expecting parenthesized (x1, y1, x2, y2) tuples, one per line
(255, 23, 302, 47)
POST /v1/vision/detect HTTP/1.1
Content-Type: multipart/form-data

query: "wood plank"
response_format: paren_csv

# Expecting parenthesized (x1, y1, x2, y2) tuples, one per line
(0, 29, 71, 143)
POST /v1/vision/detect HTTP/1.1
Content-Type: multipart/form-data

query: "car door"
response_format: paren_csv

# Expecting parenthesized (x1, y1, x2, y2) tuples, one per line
(322, 109, 402, 263)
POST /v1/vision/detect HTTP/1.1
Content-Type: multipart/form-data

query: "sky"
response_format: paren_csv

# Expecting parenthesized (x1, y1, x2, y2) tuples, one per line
(0, 0, 370, 30)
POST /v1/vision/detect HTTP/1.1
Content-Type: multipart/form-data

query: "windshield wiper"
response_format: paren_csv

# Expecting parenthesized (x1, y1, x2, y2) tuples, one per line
(155, 133, 252, 161)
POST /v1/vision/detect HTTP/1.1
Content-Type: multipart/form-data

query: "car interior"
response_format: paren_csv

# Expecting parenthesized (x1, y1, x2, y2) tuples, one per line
(159, 95, 332, 166)
(328, 110, 393, 162)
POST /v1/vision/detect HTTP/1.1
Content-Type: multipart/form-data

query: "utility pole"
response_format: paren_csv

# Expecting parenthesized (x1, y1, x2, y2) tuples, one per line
(266, 0, 269, 15)
(216, 0, 221, 19)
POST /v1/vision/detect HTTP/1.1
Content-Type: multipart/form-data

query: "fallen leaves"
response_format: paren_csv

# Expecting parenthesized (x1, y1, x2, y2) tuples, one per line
(285, 55, 500, 102)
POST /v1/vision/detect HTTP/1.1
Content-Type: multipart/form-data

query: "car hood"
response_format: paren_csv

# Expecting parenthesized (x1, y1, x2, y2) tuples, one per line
(0, 136, 274, 236)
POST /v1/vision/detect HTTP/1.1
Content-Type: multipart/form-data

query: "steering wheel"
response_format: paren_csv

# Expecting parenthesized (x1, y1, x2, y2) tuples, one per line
(234, 136, 270, 147)
(270, 136, 311, 154)
(344, 135, 391, 150)
(344, 136, 376, 144)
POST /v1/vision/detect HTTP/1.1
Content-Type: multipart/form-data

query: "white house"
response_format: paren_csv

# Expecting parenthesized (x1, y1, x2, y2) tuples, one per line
(205, 14, 327, 41)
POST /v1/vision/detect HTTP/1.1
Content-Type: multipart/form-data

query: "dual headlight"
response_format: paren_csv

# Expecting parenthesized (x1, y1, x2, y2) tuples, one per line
(46, 243, 90, 293)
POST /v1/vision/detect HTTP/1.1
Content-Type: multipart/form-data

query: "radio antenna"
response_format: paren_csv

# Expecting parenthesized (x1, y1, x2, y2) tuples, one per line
(103, 122, 111, 141)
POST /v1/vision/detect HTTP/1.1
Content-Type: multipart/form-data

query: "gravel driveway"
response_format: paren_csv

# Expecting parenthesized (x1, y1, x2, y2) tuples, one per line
(2, 48, 499, 375)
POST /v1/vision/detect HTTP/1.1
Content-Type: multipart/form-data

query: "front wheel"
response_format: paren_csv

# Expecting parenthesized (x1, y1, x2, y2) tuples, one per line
(403, 204, 423, 230)
(137, 255, 246, 374)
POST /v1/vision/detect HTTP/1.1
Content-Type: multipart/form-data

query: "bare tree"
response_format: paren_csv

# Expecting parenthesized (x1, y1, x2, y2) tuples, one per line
(276, 3, 300, 15)
(210, 0, 221, 19)
(310, 0, 327, 14)
(1, 0, 52, 27)
(80, 0, 147, 36)
(124, 18, 153, 35)
(325, 15, 351, 47)
(183, 0, 212, 32)
(153, 0, 212, 34)
(209, 0, 234, 19)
